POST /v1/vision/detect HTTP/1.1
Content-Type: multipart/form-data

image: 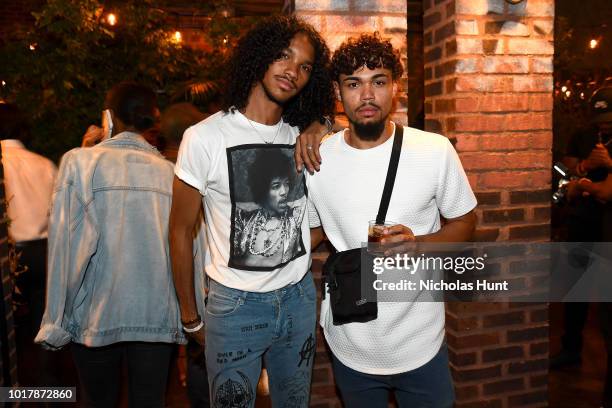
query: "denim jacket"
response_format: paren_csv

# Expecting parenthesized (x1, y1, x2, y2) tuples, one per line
(35, 132, 205, 349)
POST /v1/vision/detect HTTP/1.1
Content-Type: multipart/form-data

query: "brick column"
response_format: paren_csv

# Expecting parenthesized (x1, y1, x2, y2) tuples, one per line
(407, 0, 425, 129)
(292, 0, 409, 126)
(424, 0, 553, 406)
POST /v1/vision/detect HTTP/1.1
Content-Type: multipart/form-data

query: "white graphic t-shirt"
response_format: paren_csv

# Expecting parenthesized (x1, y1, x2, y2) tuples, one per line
(175, 110, 310, 292)
(306, 125, 477, 375)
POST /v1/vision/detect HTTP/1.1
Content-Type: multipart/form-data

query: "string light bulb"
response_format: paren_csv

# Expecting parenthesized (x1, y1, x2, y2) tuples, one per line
(565, 90, 571, 98)
(223, 36, 228, 45)
(1, 81, 6, 87)
(174, 31, 182, 43)
(590, 39, 599, 49)
(561, 86, 568, 93)
(29, 43, 37, 51)
(107, 13, 117, 26)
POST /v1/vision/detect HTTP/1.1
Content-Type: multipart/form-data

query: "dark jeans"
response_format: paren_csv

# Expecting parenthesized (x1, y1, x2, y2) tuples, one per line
(332, 343, 455, 408)
(561, 302, 589, 353)
(71, 342, 173, 408)
(600, 303, 612, 408)
(14, 239, 68, 387)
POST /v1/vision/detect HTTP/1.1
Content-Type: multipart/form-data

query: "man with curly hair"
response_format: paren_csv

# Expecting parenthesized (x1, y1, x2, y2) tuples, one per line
(170, 15, 334, 407)
(307, 33, 477, 407)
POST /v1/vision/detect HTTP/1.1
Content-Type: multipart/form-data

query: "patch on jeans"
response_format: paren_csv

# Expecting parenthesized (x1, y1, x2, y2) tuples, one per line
(285, 313, 294, 348)
(212, 370, 254, 408)
(217, 349, 252, 365)
(297, 333, 315, 367)
(240, 322, 269, 333)
(280, 372, 310, 408)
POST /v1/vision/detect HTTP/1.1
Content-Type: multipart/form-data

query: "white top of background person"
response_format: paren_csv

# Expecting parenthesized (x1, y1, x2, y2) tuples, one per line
(0, 103, 57, 243)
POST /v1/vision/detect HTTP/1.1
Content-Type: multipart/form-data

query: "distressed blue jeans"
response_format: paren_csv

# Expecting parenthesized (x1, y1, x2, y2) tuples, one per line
(204, 272, 317, 408)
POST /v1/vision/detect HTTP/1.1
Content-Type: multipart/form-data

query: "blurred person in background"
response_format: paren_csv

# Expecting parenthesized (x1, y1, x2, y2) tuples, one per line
(35, 82, 197, 407)
(160, 102, 206, 163)
(562, 86, 612, 408)
(0, 102, 58, 386)
(552, 86, 612, 371)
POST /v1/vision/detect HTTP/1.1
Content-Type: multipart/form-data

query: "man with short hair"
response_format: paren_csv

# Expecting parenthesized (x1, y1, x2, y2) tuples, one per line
(170, 16, 334, 407)
(307, 33, 477, 407)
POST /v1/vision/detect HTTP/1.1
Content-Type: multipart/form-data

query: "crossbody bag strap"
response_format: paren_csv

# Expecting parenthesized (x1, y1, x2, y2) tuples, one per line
(375, 123, 403, 224)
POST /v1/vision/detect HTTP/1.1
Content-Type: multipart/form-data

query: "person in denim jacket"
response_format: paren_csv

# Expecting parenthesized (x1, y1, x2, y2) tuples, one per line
(35, 82, 202, 407)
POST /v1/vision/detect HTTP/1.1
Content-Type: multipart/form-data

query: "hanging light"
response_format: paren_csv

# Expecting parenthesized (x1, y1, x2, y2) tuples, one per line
(1, 81, 6, 87)
(29, 43, 37, 51)
(107, 13, 117, 26)
(561, 86, 568, 93)
(565, 90, 572, 98)
(174, 31, 182, 43)
(223, 36, 228, 45)
(217, 3, 235, 18)
(590, 39, 599, 49)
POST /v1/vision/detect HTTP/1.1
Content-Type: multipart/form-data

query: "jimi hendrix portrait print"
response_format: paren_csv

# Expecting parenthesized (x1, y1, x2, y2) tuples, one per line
(227, 144, 306, 271)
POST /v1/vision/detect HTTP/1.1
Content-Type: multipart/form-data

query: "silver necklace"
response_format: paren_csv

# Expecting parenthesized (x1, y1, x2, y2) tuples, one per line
(245, 115, 283, 144)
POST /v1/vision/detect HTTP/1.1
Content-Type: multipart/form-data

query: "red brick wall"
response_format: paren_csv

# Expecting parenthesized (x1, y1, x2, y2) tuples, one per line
(407, 0, 425, 128)
(424, 0, 553, 406)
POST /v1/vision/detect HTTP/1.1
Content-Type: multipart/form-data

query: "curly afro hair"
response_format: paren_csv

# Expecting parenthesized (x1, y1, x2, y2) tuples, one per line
(221, 15, 335, 131)
(248, 149, 295, 205)
(330, 33, 403, 82)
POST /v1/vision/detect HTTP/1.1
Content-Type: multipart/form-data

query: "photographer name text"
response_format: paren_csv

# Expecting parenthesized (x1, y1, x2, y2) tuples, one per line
(373, 279, 509, 291)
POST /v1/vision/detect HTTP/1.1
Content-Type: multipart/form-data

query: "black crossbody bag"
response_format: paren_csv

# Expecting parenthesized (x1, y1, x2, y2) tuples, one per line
(322, 124, 403, 325)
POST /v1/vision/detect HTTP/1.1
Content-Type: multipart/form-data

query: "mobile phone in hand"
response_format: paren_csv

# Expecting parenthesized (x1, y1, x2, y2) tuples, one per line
(102, 109, 113, 140)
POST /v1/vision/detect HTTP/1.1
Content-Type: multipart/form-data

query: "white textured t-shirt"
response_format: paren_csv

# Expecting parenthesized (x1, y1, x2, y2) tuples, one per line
(306, 125, 477, 375)
(175, 110, 311, 292)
